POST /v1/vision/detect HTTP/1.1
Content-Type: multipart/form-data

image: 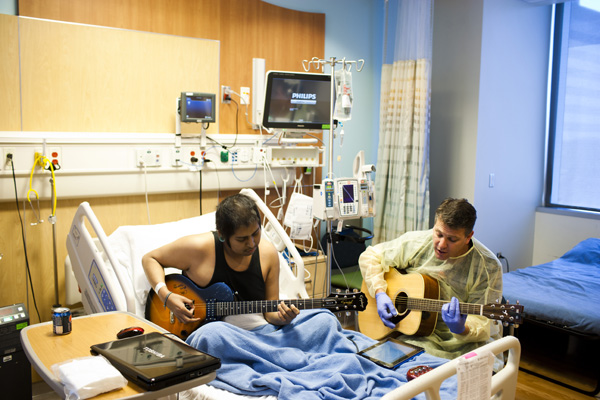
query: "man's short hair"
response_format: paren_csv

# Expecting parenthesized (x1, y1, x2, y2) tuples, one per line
(216, 194, 261, 240)
(434, 198, 477, 235)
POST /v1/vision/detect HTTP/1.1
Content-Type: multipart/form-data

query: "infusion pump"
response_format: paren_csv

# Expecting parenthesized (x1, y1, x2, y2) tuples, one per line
(313, 177, 375, 220)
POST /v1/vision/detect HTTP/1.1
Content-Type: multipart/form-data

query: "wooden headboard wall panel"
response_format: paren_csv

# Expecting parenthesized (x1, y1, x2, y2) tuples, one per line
(0, 14, 21, 131)
(19, 17, 219, 133)
(18, 0, 326, 134)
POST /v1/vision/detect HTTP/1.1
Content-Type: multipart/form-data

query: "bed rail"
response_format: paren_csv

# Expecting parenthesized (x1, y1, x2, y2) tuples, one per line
(382, 336, 521, 400)
(66, 201, 136, 313)
(241, 188, 309, 299)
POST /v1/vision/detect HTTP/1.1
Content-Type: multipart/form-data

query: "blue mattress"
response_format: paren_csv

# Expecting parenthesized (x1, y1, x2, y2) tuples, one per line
(503, 238, 600, 336)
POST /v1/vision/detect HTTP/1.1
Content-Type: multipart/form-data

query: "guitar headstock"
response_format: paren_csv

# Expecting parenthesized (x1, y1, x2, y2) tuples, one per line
(482, 301, 524, 327)
(323, 291, 368, 312)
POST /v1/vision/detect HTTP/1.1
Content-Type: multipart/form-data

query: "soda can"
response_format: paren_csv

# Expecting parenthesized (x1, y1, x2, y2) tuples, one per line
(52, 307, 72, 335)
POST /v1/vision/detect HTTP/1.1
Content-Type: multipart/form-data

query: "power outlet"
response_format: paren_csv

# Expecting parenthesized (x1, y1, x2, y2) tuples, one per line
(32, 147, 61, 170)
(136, 149, 162, 167)
(172, 148, 183, 167)
(221, 85, 231, 104)
(240, 86, 250, 105)
(3, 147, 15, 171)
(252, 147, 271, 164)
(48, 147, 62, 170)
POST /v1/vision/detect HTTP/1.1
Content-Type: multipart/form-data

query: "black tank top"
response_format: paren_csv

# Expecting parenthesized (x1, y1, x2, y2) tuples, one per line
(203, 231, 266, 301)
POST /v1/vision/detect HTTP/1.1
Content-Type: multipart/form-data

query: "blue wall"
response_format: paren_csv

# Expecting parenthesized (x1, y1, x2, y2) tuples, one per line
(0, 0, 17, 15)
(263, 0, 384, 180)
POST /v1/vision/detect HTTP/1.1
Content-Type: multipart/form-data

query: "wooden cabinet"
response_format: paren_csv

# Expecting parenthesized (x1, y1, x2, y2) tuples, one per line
(301, 253, 328, 299)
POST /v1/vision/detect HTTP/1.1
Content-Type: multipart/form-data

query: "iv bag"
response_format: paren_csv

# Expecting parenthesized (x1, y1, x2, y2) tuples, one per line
(334, 69, 353, 121)
(283, 192, 313, 240)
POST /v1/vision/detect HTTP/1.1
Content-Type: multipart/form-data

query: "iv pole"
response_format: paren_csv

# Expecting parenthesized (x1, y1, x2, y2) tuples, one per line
(301, 56, 364, 297)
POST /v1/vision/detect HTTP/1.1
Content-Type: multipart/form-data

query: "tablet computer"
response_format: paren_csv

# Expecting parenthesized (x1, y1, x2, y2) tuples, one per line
(358, 338, 424, 369)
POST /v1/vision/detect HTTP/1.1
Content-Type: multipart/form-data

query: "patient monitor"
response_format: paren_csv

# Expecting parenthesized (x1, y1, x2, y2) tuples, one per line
(313, 151, 375, 221)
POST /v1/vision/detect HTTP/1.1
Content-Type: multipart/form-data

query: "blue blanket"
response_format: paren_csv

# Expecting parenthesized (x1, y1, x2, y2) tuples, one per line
(186, 310, 456, 400)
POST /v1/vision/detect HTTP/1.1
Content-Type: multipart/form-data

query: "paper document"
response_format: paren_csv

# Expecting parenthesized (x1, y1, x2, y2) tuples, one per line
(456, 350, 494, 400)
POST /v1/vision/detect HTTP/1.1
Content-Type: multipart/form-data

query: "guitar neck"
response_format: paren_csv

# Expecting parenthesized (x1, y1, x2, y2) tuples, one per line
(406, 297, 484, 316)
(212, 298, 332, 317)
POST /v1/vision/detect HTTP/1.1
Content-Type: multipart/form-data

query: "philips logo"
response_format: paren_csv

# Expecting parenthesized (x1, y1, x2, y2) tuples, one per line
(143, 346, 166, 358)
(291, 93, 316, 100)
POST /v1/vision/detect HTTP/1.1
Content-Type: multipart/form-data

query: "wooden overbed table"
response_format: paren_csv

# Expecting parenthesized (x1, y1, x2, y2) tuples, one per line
(20, 311, 216, 399)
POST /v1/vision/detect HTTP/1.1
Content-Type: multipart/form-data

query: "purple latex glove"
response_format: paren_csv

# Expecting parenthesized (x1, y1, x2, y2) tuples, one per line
(441, 297, 467, 334)
(375, 292, 397, 329)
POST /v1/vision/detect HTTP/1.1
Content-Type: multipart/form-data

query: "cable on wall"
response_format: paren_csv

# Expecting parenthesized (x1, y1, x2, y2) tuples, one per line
(10, 156, 42, 323)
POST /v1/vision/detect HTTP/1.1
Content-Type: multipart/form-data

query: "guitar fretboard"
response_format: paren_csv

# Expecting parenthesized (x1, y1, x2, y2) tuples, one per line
(404, 297, 484, 316)
(211, 298, 354, 316)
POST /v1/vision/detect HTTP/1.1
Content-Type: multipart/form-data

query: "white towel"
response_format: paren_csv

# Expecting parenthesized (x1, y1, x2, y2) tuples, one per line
(52, 355, 128, 400)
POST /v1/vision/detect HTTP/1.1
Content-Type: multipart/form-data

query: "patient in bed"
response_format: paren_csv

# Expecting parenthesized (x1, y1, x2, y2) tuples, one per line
(142, 193, 300, 328)
(359, 198, 504, 369)
(141, 194, 456, 399)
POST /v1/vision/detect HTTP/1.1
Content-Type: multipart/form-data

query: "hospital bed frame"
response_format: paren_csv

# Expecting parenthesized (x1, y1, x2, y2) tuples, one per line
(382, 335, 521, 400)
(66, 188, 309, 315)
(64, 189, 521, 400)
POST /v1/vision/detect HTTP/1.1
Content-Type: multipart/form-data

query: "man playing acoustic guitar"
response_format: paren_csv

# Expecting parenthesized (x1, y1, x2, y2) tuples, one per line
(142, 193, 300, 330)
(358, 198, 503, 368)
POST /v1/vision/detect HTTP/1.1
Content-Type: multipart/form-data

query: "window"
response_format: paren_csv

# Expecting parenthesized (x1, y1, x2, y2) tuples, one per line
(545, 1, 600, 212)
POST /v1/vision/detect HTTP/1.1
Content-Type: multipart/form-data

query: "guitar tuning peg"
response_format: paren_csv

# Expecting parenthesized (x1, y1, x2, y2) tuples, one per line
(335, 288, 342, 293)
(514, 324, 520, 329)
(353, 288, 358, 293)
(503, 321, 509, 327)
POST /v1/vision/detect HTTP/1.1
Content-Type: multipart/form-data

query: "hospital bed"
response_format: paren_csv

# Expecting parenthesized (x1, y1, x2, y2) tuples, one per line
(65, 188, 521, 399)
(502, 237, 600, 396)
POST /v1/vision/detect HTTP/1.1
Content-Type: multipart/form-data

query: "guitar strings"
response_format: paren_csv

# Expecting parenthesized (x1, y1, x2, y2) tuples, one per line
(162, 298, 362, 316)
(394, 297, 485, 314)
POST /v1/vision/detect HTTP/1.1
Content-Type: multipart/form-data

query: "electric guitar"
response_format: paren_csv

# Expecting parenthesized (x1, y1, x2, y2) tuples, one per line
(358, 270, 523, 339)
(145, 274, 368, 340)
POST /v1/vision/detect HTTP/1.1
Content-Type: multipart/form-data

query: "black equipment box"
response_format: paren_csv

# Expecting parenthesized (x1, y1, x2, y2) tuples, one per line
(0, 303, 31, 400)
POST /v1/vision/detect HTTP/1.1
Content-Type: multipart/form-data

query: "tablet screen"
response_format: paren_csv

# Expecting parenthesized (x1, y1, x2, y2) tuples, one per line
(358, 338, 424, 369)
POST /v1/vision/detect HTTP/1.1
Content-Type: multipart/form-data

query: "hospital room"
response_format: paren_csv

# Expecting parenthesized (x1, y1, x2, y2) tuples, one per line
(0, 0, 599, 399)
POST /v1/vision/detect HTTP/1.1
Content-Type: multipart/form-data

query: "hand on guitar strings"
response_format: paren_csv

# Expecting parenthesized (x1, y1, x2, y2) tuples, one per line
(441, 297, 467, 334)
(168, 292, 202, 324)
(276, 301, 300, 324)
(375, 292, 398, 329)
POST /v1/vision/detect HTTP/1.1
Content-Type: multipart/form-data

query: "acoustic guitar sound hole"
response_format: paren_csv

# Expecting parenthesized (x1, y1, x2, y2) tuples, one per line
(390, 292, 409, 324)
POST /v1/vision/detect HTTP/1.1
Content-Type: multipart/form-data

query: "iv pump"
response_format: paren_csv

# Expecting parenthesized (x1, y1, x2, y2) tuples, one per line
(313, 151, 375, 221)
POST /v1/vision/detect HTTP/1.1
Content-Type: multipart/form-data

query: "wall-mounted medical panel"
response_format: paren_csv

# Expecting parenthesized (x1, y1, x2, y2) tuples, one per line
(18, 17, 219, 135)
(0, 132, 322, 202)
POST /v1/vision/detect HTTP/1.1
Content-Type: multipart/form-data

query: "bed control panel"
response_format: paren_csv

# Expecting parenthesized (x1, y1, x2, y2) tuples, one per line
(88, 260, 117, 312)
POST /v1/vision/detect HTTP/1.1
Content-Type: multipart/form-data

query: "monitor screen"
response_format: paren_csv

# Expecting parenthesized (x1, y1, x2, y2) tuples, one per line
(342, 184, 355, 203)
(262, 71, 332, 131)
(181, 92, 216, 123)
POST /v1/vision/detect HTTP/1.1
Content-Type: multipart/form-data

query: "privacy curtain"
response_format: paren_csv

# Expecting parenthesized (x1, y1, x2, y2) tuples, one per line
(373, 0, 433, 243)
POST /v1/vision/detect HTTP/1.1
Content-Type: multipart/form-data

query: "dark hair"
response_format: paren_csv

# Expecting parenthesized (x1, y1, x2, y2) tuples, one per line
(215, 194, 261, 240)
(434, 198, 477, 235)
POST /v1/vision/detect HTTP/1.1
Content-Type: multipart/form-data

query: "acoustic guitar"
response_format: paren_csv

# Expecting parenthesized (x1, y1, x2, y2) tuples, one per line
(146, 274, 368, 340)
(358, 269, 523, 339)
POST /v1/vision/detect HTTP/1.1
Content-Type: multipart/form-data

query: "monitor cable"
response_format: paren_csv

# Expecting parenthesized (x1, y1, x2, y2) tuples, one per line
(9, 156, 42, 323)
